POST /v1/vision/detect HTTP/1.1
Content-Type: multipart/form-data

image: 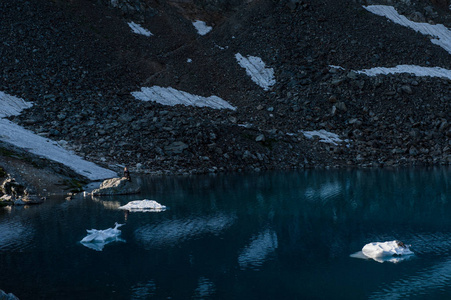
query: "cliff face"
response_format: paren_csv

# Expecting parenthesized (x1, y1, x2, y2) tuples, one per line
(0, 0, 450, 176)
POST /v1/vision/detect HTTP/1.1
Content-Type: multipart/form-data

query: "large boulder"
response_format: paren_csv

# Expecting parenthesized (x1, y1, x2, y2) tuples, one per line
(0, 289, 19, 300)
(91, 177, 140, 196)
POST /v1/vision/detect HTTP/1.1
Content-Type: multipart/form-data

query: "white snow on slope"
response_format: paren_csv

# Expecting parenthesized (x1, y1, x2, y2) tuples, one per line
(235, 53, 276, 91)
(132, 86, 236, 110)
(192, 20, 212, 35)
(357, 65, 451, 79)
(128, 22, 153, 37)
(0, 92, 117, 181)
(0, 91, 33, 118)
(364, 5, 451, 54)
(303, 130, 343, 146)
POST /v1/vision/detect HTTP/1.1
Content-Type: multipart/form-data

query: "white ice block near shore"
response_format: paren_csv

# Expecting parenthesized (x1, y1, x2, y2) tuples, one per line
(132, 86, 236, 110)
(118, 200, 167, 212)
(80, 223, 125, 251)
(235, 53, 276, 91)
(0, 92, 117, 180)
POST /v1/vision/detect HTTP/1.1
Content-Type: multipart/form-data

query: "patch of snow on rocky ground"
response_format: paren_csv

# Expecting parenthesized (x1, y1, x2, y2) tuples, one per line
(132, 86, 236, 110)
(357, 65, 451, 79)
(128, 22, 153, 37)
(302, 130, 343, 146)
(364, 5, 451, 54)
(0, 92, 117, 180)
(192, 20, 212, 35)
(235, 53, 276, 91)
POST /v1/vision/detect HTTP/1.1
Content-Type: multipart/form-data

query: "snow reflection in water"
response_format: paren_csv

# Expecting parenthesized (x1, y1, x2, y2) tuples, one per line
(238, 229, 278, 270)
(134, 213, 236, 248)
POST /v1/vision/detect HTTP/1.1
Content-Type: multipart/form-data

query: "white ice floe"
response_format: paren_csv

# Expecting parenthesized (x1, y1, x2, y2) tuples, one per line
(351, 240, 414, 263)
(80, 222, 125, 251)
(128, 21, 153, 37)
(192, 20, 212, 35)
(131, 86, 236, 110)
(235, 53, 276, 91)
(302, 130, 343, 146)
(364, 5, 451, 54)
(238, 229, 278, 270)
(118, 199, 167, 212)
(0, 92, 117, 181)
(357, 65, 451, 80)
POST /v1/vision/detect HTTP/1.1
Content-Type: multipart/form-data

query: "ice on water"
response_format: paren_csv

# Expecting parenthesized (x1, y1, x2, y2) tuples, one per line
(351, 240, 414, 263)
(118, 199, 167, 212)
(80, 222, 125, 251)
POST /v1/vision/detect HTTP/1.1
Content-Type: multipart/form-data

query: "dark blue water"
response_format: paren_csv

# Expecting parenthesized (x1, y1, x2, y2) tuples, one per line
(1, 168, 451, 299)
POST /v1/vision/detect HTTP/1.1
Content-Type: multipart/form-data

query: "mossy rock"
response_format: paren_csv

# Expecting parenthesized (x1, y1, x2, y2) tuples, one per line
(0, 166, 6, 178)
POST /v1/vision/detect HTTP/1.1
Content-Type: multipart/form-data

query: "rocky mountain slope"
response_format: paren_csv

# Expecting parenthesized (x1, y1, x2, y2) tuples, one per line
(0, 0, 450, 178)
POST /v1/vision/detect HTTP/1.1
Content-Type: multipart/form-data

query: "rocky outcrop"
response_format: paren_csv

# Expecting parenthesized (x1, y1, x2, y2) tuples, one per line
(0, 175, 44, 206)
(91, 177, 141, 196)
(0, 289, 19, 300)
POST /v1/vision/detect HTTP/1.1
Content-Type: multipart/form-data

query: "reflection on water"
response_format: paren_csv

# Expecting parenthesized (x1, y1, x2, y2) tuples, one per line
(134, 213, 236, 249)
(238, 229, 278, 270)
(0, 167, 450, 299)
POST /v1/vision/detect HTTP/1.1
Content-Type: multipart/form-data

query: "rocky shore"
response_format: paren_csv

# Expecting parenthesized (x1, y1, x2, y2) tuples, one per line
(0, 0, 450, 184)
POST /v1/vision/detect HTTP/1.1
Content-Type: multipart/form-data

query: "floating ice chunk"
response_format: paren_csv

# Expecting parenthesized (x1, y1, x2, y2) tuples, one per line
(128, 21, 153, 37)
(192, 20, 212, 35)
(302, 129, 343, 146)
(235, 53, 276, 91)
(351, 240, 414, 263)
(80, 222, 125, 251)
(0, 91, 33, 118)
(356, 65, 451, 80)
(364, 5, 451, 54)
(118, 199, 167, 212)
(131, 86, 236, 110)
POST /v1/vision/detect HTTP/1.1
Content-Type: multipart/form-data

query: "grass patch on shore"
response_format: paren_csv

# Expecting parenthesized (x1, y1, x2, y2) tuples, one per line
(0, 166, 6, 178)
(63, 178, 86, 193)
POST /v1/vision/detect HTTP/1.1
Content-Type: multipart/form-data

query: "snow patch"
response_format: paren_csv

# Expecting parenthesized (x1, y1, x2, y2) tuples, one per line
(80, 222, 125, 251)
(192, 20, 212, 35)
(118, 199, 167, 212)
(0, 91, 33, 118)
(351, 240, 414, 263)
(357, 65, 451, 79)
(302, 130, 343, 146)
(235, 53, 276, 91)
(0, 92, 117, 180)
(364, 5, 451, 54)
(128, 21, 153, 37)
(132, 86, 236, 110)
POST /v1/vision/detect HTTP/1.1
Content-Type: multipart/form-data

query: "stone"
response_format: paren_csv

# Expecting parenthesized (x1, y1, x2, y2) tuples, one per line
(91, 177, 140, 196)
(0, 290, 19, 300)
(256, 134, 266, 142)
(164, 141, 188, 154)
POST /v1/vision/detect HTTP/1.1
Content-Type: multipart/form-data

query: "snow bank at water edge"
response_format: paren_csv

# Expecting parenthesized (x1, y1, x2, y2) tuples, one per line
(364, 5, 451, 54)
(0, 92, 117, 181)
(128, 22, 153, 37)
(132, 86, 236, 110)
(235, 53, 276, 91)
(192, 20, 212, 35)
(357, 65, 451, 80)
(302, 130, 343, 146)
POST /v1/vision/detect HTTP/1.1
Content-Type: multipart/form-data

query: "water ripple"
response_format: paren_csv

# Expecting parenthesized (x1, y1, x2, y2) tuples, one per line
(0, 218, 34, 251)
(238, 229, 278, 270)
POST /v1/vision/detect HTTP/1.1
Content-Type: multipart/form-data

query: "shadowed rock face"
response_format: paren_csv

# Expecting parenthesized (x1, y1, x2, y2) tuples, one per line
(92, 177, 141, 196)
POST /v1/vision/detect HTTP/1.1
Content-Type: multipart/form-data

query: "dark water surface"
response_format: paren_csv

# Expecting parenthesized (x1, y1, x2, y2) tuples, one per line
(1, 168, 451, 299)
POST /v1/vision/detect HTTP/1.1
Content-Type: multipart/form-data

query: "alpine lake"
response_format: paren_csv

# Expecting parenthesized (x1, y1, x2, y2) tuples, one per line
(1, 167, 450, 299)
